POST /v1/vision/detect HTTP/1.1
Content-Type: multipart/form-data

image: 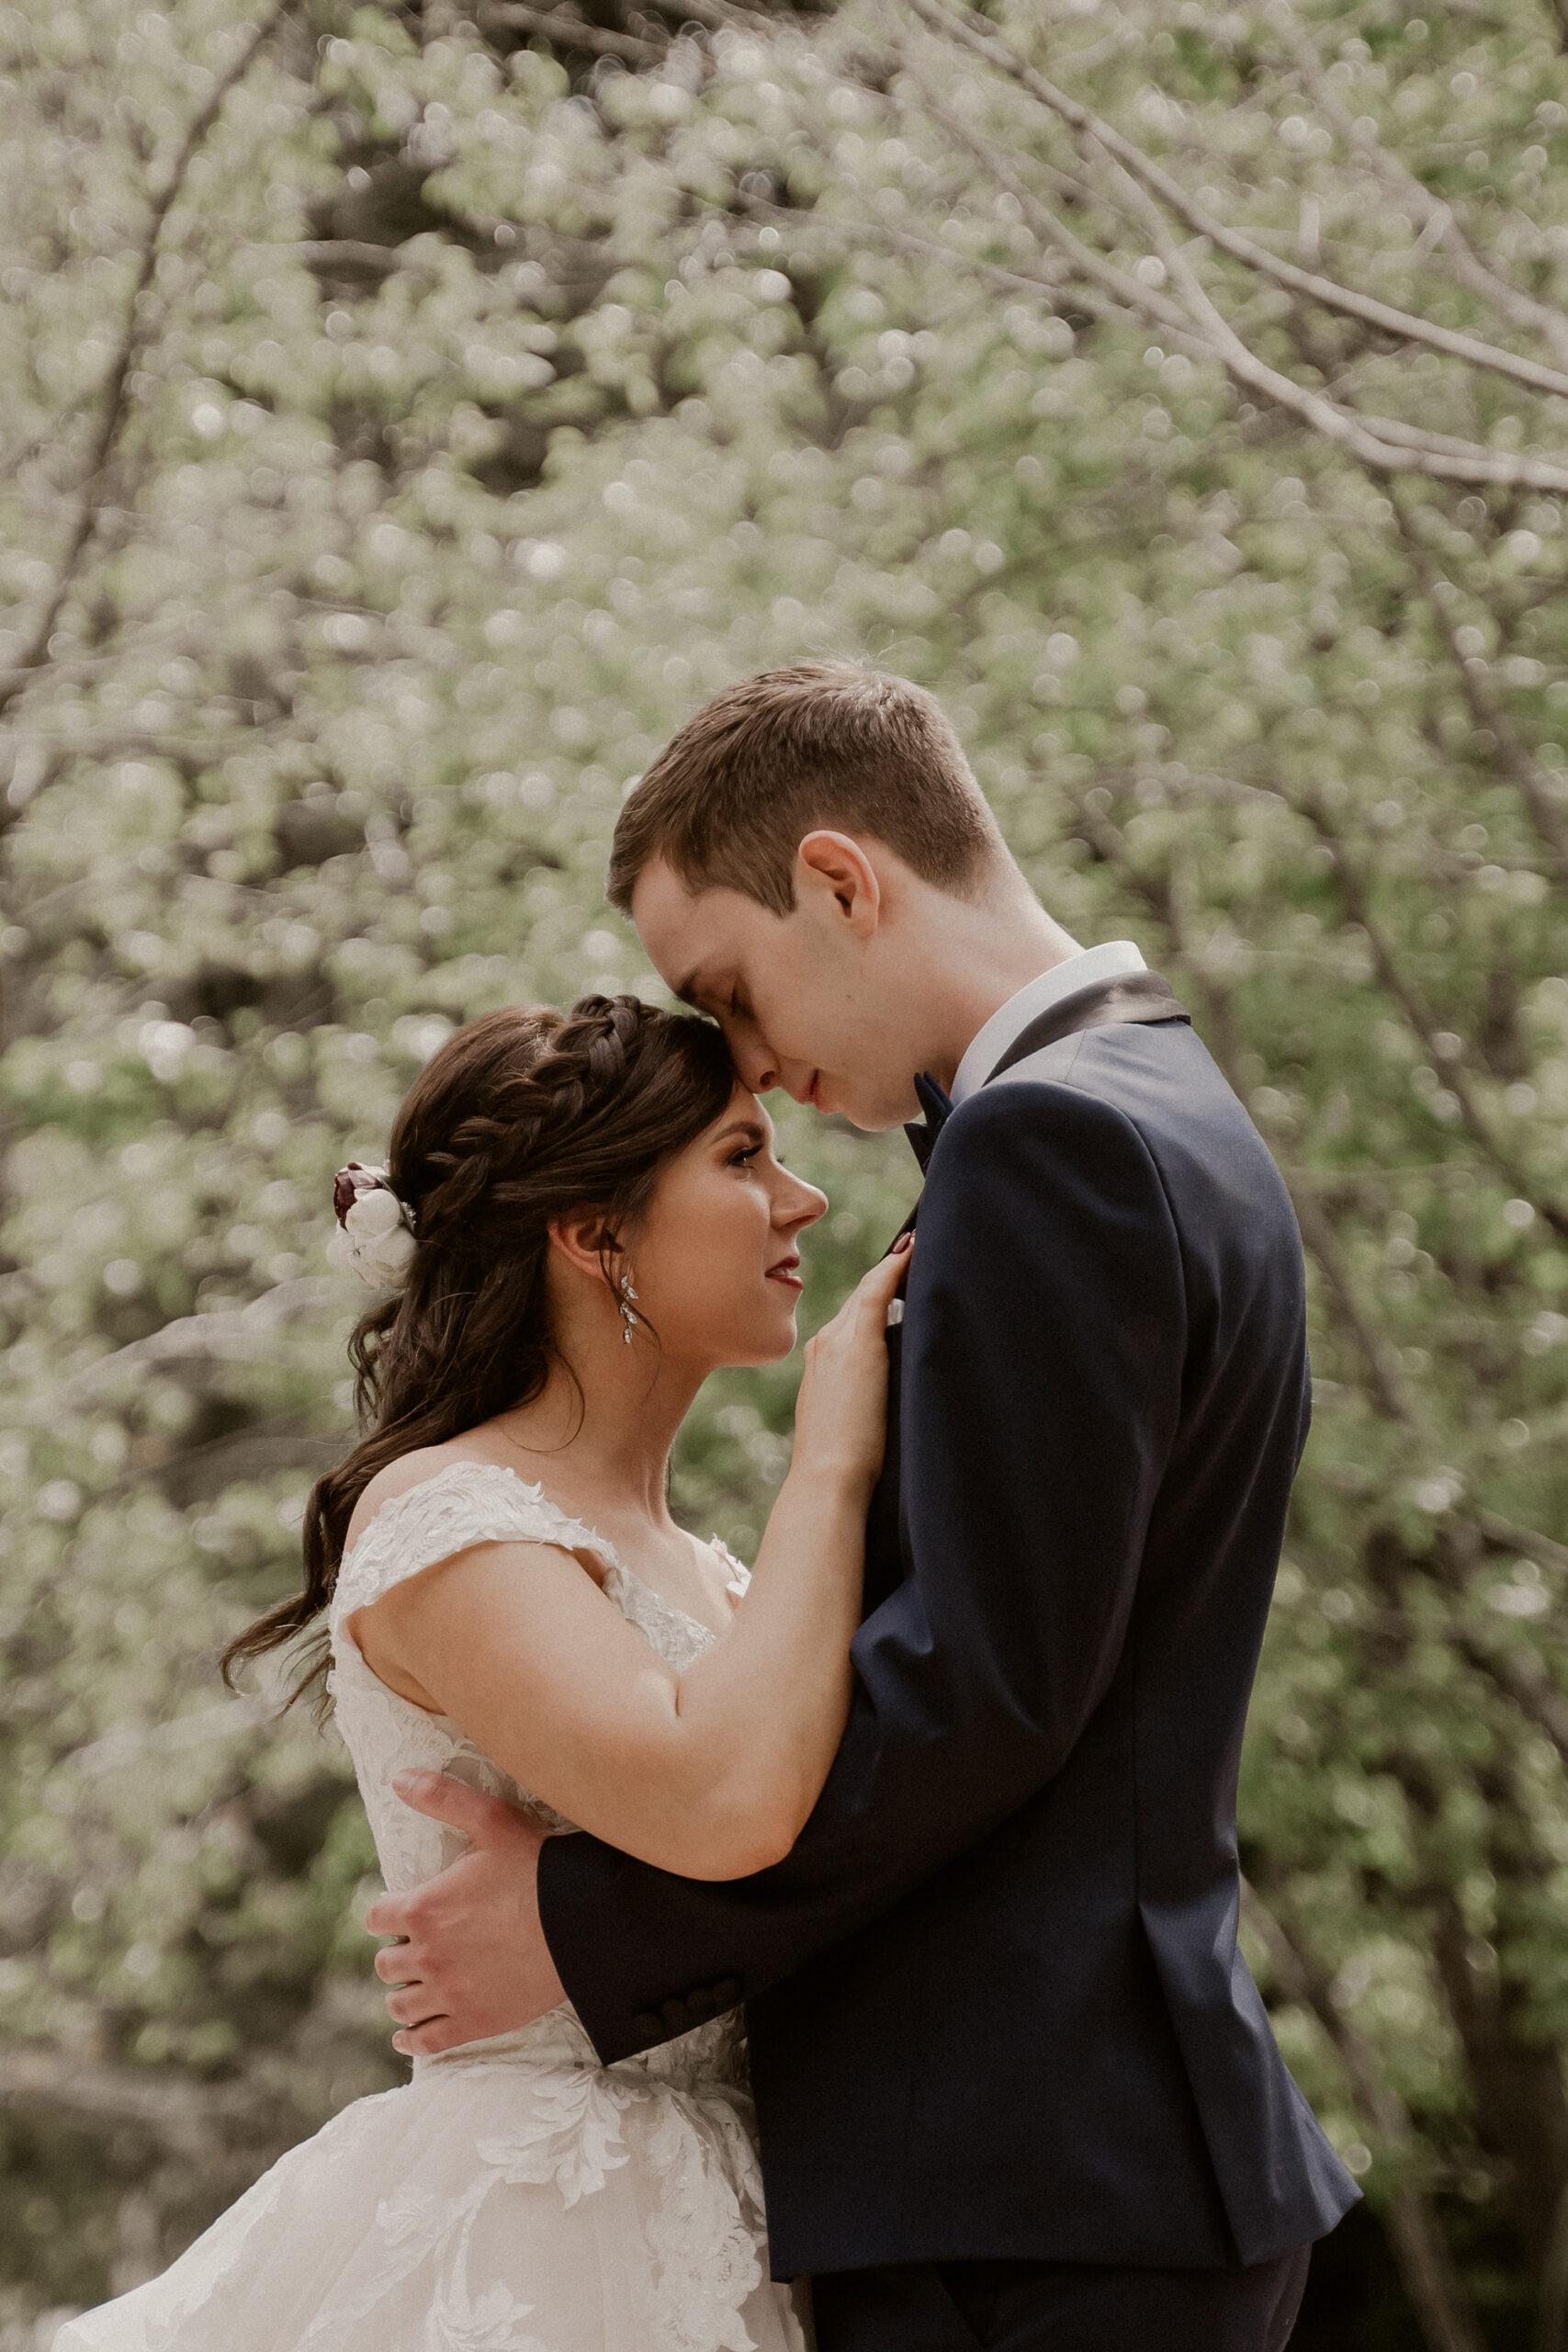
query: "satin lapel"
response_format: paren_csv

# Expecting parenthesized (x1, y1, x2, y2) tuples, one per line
(987, 968, 1189, 1080)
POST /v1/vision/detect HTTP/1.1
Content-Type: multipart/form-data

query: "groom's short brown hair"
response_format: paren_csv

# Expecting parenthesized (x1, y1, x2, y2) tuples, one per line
(606, 662, 998, 918)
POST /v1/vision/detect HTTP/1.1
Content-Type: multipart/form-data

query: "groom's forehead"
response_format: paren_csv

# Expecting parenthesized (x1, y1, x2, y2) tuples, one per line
(630, 860, 766, 980)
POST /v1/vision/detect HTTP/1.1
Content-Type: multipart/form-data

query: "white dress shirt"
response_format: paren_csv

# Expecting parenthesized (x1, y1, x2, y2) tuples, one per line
(949, 941, 1147, 1106)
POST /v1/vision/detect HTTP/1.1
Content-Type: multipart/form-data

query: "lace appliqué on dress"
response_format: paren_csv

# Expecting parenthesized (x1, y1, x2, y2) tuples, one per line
(54, 1463, 803, 2352)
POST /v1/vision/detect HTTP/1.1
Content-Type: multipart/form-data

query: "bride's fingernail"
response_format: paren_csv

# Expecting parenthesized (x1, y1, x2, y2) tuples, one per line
(892, 1232, 912, 1255)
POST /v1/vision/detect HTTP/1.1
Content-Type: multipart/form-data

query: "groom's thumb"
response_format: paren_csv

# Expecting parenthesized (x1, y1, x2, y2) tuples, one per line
(391, 1770, 527, 1843)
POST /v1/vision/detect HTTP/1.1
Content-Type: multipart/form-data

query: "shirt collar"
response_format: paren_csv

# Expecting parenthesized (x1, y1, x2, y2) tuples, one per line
(949, 941, 1148, 1105)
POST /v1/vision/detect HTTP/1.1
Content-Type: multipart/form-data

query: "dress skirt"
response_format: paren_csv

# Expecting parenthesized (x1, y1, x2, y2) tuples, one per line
(53, 2015, 810, 2352)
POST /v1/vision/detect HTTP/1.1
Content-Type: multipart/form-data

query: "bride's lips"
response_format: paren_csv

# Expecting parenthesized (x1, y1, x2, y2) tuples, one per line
(766, 1254, 803, 1291)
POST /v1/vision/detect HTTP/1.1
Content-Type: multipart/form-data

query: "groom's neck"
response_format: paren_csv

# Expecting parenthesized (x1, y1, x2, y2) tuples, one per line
(911, 874, 1082, 1091)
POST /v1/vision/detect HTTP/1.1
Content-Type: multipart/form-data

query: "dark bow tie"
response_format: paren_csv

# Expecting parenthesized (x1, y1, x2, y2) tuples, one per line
(904, 1072, 953, 1173)
(901, 968, 1190, 1174)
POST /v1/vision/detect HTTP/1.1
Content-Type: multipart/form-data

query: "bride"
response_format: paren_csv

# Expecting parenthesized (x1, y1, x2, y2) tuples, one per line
(57, 992, 906, 2352)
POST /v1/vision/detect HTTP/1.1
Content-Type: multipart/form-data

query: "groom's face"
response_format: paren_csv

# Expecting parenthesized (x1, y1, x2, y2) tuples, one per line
(630, 854, 922, 1131)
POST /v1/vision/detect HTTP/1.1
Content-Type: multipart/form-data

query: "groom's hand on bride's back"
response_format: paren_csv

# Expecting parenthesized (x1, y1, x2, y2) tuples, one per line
(364, 1771, 565, 2056)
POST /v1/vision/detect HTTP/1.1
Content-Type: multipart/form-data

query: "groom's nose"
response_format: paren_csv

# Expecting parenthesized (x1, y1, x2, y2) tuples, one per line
(728, 1024, 781, 1096)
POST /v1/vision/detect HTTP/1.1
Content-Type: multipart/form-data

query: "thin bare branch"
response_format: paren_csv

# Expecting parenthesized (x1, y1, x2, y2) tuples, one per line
(739, 179, 1568, 499)
(902, 68, 1568, 494)
(53, 1278, 335, 1409)
(1242, 1884, 1487, 2352)
(1278, 11, 1568, 373)
(733, 188, 1234, 371)
(901, 78, 1207, 335)
(1392, 503, 1568, 896)
(0, 0, 295, 724)
(1066, 789, 1422, 1420)
(1452, 1632, 1568, 1774)
(1479, 1513, 1568, 1578)
(1297, 799, 1568, 1242)
(906, 0, 1568, 403)
(637, 0, 778, 30)
(1105, 796, 1568, 1651)
(0, 2044, 296, 2167)
(1336, 407, 1564, 467)
(1287, 1177, 1421, 1422)
(476, 1, 664, 60)
(290, 238, 409, 275)
(71, 1696, 268, 1780)
(1111, 155, 1568, 488)
(1103, 765, 1290, 812)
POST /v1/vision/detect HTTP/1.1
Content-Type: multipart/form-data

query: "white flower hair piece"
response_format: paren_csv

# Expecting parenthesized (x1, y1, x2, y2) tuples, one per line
(329, 1162, 417, 1289)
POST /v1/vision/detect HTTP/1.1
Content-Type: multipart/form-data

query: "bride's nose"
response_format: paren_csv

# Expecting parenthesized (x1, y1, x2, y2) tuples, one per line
(777, 1175, 828, 1231)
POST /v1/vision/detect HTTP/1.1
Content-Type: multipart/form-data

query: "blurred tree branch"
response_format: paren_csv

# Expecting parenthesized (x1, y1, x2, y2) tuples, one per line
(1392, 500, 1568, 894)
(0, 2046, 296, 2169)
(1276, 8, 1568, 371)
(896, 1, 1568, 491)
(476, 4, 663, 63)
(1243, 1882, 1487, 2352)
(1, 0, 297, 725)
(908, 0, 1568, 401)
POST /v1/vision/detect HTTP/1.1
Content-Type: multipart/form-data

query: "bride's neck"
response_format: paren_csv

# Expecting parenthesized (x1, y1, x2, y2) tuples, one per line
(488, 1341, 703, 1526)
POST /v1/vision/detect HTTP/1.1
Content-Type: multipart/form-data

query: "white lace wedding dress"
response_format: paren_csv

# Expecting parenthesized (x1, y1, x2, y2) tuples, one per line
(56, 1462, 811, 2352)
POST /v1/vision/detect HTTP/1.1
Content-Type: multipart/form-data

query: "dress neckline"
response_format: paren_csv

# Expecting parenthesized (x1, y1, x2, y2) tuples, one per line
(342, 1456, 740, 1644)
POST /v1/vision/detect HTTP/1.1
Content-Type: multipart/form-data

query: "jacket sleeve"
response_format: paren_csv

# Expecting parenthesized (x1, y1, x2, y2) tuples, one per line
(537, 1080, 1187, 2061)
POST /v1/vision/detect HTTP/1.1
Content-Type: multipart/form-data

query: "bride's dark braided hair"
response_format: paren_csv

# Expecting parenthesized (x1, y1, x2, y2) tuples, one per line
(223, 994, 735, 1702)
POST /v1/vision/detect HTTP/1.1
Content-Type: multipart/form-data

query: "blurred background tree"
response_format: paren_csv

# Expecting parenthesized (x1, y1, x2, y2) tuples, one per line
(4, 0, 1568, 2342)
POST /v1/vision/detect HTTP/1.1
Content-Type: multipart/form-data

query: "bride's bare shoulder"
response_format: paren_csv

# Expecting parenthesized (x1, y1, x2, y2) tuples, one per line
(344, 1440, 508, 1550)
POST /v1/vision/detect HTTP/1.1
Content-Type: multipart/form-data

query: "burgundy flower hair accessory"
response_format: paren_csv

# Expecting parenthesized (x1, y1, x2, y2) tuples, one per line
(329, 1162, 416, 1288)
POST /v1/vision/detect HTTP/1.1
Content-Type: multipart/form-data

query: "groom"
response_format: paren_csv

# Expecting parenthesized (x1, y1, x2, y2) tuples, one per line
(368, 663, 1358, 2348)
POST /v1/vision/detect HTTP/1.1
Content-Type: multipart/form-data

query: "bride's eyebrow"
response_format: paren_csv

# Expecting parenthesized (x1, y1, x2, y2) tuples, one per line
(713, 1117, 767, 1148)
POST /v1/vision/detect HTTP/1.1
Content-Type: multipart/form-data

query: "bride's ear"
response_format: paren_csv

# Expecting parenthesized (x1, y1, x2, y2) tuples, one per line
(546, 1212, 623, 1287)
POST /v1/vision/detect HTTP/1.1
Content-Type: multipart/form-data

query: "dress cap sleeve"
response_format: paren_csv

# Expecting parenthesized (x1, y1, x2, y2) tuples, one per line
(329, 1461, 595, 1633)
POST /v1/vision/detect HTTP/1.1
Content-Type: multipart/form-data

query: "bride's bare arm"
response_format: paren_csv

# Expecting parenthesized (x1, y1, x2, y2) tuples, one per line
(348, 1246, 908, 1882)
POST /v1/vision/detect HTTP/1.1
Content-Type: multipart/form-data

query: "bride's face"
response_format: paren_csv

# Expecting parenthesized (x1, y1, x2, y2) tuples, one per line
(630, 1084, 827, 1368)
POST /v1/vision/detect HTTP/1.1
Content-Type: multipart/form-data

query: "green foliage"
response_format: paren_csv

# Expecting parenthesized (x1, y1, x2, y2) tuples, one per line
(5, 0, 1568, 2340)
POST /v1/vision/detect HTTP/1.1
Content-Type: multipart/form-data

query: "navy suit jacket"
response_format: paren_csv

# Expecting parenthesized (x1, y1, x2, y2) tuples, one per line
(538, 1019, 1359, 2278)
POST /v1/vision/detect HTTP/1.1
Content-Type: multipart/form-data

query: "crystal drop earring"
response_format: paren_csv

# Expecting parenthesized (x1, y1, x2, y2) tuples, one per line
(617, 1271, 639, 1343)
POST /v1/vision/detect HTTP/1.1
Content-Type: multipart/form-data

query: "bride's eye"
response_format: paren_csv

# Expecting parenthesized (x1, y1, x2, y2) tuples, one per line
(728, 1145, 761, 1169)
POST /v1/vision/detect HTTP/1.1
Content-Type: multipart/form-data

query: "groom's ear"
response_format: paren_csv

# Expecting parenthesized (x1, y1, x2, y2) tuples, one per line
(795, 831, 883, 933)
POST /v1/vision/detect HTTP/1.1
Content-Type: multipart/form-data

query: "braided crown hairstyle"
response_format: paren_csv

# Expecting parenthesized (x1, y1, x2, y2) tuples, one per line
(222, 994, 735, 1702)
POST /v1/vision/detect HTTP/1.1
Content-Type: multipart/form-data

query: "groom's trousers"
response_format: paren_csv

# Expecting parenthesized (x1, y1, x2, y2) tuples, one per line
(810, 2244, 1311, 2352)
